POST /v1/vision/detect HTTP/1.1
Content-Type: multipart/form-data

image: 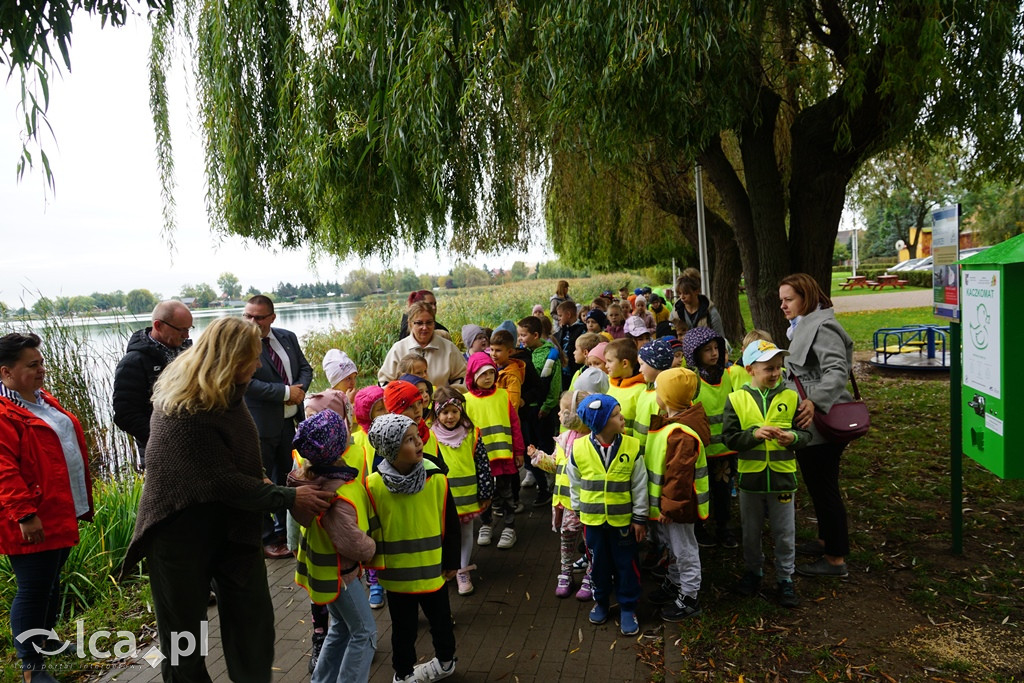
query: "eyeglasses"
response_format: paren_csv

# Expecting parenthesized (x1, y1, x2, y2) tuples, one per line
(158, 320, 193, 334)
(411, 320, 435, 327)
(243, 313, 273, 322)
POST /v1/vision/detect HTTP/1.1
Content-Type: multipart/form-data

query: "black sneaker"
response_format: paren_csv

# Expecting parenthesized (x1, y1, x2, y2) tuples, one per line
(734, 571, 762, 597)
(532, 491, 553, 507)
(661, 594, 701, 622)
(776, 580, 800, 608)
(309, 631, 326, 673)
(648, 580, 679, 606)
(694, 523, 717, 548)
(719, 528, 739, 549)
(795, 557, 848, 578)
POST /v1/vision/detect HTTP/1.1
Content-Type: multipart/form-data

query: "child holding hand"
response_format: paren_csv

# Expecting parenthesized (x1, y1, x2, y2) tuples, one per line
(567, 394, 648, 636)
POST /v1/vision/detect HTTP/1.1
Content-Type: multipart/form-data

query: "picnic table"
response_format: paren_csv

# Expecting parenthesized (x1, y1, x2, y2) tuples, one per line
(839, 275, 870, 290)
(873, 274, 908, 290)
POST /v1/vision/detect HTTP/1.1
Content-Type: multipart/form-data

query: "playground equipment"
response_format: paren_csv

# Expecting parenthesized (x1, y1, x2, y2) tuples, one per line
(869, 324, 949, 370)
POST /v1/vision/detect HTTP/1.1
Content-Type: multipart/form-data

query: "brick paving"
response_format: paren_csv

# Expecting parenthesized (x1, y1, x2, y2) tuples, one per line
(93, 489, 659, 683)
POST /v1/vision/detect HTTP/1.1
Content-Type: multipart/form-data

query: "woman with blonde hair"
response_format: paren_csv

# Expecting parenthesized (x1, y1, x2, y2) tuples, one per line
(122, 316, 333, 682)
(379, 301, 467, 389)
(549, 279, 573, 317)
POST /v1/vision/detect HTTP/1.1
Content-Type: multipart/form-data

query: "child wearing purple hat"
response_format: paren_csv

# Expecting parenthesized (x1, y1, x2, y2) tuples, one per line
(290, 409, 376, 681)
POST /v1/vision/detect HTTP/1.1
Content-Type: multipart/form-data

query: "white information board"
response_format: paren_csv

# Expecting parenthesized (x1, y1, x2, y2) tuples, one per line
(932, 205, 960, 320)
(962, 270, 1001, 399)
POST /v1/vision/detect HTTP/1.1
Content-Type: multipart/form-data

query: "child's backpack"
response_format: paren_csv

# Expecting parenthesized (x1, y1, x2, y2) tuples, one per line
(512, 348, 547, 407)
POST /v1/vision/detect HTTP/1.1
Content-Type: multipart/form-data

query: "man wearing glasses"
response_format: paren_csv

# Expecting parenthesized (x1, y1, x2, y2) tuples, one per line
(242, 295, 314, 559)
(113, 300, 194, 469)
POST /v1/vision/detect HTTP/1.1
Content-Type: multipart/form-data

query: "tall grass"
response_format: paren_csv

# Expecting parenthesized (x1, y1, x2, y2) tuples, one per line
(303, 276, 628, 390)
(0, 477, 146, 675)
(1, 311, 138, 476)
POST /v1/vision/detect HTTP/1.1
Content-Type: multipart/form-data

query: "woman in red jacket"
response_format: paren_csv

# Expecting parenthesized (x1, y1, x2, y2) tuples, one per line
(0, 333, 93, 682)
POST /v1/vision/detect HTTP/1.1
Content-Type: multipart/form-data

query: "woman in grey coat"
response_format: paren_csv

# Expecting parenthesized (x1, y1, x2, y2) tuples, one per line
(779, 273, 854, 578)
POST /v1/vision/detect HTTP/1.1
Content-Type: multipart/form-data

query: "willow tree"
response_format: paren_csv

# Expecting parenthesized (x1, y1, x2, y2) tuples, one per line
(144, 1, 1024, 341)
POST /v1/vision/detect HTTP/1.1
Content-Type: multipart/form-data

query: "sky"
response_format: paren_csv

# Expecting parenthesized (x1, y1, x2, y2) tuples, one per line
(0, 13, 550, 308)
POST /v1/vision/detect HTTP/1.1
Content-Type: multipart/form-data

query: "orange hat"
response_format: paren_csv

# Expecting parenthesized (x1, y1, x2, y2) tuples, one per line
(383, 380, 422, 414)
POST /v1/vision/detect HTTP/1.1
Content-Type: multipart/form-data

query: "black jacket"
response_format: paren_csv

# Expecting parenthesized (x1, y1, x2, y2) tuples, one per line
(112, 328, 191, 448)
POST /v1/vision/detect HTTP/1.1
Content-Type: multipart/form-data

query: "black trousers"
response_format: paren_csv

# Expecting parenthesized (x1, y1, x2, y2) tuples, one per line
(260, 418, 296, 541)
(385, 585, 456, 678)
(147, 504, 275, 682)
(796, 441, 850, 557)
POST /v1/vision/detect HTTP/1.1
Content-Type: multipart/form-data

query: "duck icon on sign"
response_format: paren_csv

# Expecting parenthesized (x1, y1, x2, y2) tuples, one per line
(969, 303, 990, 350)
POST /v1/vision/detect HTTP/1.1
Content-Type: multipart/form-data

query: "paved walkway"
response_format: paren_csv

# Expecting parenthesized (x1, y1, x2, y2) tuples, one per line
(831, 288, 932, 312)
(93, 492, 657, 683)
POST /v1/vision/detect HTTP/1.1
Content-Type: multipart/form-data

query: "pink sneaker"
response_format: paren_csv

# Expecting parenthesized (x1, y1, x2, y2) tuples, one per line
(554, 573, 573, 598)
(575, 575, 593, 601)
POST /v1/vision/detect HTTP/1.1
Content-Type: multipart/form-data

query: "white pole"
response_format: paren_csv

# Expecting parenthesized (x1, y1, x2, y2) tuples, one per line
(671, 257, 677, 295)
(694, 164, 710, 294)
(852, 228, 859, 278)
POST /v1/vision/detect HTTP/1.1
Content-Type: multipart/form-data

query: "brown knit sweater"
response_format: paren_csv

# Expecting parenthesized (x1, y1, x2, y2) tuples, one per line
(122, 385, 296, 574)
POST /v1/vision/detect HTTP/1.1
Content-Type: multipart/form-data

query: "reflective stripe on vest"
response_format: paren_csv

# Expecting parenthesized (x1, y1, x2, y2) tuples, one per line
(695, 376, 736, 458)
(632, 389, 659, 456)
(607, 382, 646, 437)
(572, 434, 641, 527)
(729, 387, 799, 493)
(465, 389, 514, 464)
(366, 461, 448, 593)
(552, 440, 573, 510)
(644, 423, 710, 521)
(294, 475, 372, 604)
(437, 428, 483, 517)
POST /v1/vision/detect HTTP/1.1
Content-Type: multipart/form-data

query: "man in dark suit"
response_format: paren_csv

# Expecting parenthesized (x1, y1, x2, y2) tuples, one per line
(243, 295, 313, 559)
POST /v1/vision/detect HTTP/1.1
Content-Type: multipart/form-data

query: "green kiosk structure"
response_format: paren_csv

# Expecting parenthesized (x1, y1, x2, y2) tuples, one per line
(959, 235, 1022, 479)
(950, 233, 1023, 553)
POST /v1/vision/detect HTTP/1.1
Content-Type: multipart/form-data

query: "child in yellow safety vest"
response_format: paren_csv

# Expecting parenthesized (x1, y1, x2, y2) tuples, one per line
(604, 338, 647, 438)
(681, 325, 738, 549)
(526, 389, 598, 601)
(634, 339, 677, 454)
(352, 385, 388, 610)
(464, 352, 525, 550)
(567, 394, 648, 637)
(290, 408, 377, 681)
(722, 341, 811, 609)
(430, 385, 494, 597)
(644, 367, 712, 622)
(366, 414, 461, 683)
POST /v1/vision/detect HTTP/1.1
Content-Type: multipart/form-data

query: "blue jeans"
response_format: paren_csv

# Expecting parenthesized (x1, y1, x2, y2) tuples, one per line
(584, 524, 641, 611)
(9, 546, 71, 670)
(311, 582, 377, 683)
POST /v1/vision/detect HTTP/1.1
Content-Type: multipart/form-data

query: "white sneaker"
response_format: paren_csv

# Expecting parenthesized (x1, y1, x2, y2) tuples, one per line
(522, 471, 537, 488)
(413, 657, 455, 682)
(477, 524, 493, 546)
(497, 528, 517, 549)
(393, 674, 416, 682)
(456, 567, 475, 595)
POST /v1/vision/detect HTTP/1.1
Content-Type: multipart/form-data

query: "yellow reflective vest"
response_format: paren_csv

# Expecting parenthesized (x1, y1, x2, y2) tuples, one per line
(644, 422, 710, 522)
(607, 380, 646, 437)
(695, 375, 736, 458)
(366, 460, 448, 593)
(729, 387, 799, 493)
(352, 427, 377, 473)
(294, 442, 373, 604)
(552, 438, 577, 510)
(632, 388, 660, 455)
(464, 389, 514, 465)
(437, 428, 483, 517)
(572, 434, 642, 527)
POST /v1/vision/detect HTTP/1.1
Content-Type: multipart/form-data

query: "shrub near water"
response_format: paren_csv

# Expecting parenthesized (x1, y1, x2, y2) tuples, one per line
(303, 276, 629, 390)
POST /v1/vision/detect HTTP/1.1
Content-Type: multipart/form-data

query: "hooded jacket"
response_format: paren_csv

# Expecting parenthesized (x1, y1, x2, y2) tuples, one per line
(465, 352, 525, 465)
(681, 326, 727, 385)
(649, 404, 711, 524)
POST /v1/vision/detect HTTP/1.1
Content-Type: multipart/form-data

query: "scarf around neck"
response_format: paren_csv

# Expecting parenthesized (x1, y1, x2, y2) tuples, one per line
(378, 459, 427, 494)
(432, 422, 469, 448)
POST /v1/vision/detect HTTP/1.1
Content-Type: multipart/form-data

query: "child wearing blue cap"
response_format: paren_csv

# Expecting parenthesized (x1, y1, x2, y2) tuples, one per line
(566, 394, 648, 636)
(722, 341, 811, 609)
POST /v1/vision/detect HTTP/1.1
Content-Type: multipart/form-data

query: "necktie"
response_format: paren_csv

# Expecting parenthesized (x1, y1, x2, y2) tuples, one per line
(263, 337, 287, 380)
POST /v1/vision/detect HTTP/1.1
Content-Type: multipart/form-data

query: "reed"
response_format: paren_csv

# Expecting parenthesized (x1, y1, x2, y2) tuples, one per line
(303, 276, 628, 390)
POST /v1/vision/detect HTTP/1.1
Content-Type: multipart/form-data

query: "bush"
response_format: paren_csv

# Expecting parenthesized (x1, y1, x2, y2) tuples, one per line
(640, 265, 673, 287)
(904, 271, 932, 288)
